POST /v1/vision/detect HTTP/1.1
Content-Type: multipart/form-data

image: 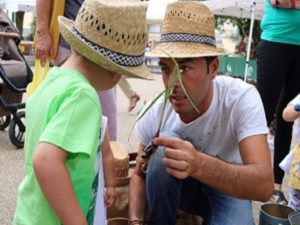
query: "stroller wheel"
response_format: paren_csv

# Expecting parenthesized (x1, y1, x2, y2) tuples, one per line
(9, 111, 25, 149)
(0, 115, 11, 130)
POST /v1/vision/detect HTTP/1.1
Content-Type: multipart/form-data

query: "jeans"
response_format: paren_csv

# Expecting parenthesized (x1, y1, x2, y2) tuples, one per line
(145, 132, 255, 225)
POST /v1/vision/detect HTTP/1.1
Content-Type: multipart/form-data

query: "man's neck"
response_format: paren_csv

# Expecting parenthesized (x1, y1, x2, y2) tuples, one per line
(179, 82, 214, 123)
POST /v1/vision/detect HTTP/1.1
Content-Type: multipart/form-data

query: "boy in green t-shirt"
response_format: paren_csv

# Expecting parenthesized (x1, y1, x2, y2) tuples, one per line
(13, 0, 152, 224)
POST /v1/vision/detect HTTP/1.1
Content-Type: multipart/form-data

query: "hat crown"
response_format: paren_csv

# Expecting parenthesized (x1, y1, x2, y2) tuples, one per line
(74, 0, 148, 56)
(147, 1, 226, 58)
(162, 1, 215, 43)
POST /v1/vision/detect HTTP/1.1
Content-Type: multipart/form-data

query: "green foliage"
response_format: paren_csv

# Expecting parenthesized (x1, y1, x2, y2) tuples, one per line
(31, 15, 36, 37)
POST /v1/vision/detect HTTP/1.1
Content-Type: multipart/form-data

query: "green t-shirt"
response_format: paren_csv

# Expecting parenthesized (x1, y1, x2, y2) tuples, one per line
(261, 0, 300, 46)
(13, 67, 102, 225)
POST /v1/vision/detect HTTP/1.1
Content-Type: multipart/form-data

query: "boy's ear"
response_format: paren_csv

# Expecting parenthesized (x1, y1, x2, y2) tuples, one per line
(110, 71, 122, 83)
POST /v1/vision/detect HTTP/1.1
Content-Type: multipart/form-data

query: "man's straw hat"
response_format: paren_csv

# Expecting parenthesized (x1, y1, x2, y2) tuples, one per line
(58, 0, 152, 80)
(147, 1, 227, 58)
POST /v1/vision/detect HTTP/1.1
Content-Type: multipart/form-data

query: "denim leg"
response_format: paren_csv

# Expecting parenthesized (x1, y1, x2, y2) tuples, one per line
(146, 131, 255, 225)
(146, 131, 182, 225)
(202, 185, 255, 225)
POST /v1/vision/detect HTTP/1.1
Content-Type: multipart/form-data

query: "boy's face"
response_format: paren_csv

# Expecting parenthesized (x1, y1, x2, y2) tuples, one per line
(158, 57, 218, 122)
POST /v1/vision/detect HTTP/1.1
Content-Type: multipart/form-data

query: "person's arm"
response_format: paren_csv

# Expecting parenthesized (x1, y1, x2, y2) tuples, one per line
(32, 142, 87, 225)
(152, 134, 274, 202)
(283, 104, 300, 122)
(129, 144, 148, 222)
(101, 129, 117, 208)
(35, 0, 54, 63)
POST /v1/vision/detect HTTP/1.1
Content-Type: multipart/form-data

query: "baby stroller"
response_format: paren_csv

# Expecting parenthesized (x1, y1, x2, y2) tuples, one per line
(0, 9, 33, 148)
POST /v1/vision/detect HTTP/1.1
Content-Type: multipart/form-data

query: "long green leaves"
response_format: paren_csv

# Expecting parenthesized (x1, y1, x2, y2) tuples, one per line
(128, 52, 200, 150)
(165, 51, 200, 114)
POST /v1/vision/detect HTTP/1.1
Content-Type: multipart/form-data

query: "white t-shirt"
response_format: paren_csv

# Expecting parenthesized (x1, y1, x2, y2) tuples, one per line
(135, 76, 268, 164)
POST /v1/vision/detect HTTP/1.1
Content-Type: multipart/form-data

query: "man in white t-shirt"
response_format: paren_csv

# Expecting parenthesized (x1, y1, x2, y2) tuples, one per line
(129, 2, 274, 225)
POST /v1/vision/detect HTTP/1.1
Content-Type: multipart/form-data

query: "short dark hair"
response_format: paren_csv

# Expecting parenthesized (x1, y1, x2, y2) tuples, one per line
(205, 56, 217, 73)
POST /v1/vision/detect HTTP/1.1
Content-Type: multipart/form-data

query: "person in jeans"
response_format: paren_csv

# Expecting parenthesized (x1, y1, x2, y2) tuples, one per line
(129, 2, 273, 225)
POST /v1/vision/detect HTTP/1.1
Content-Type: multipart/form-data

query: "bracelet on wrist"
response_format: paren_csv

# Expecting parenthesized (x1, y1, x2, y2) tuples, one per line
(128, 220, 148, 225)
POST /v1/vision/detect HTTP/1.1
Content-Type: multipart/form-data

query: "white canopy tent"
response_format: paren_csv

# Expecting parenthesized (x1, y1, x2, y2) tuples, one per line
(202, 0, 265, 81)
(146, 0, 177, 20)
(202, 0, 265, 20)
(0, 0, 35, 12)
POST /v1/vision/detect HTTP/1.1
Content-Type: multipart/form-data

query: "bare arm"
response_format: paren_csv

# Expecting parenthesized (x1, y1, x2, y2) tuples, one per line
(101, 129, 117, 208)
(283, 104, 300, 122)
(129, 144, 148, 221)
(153, 134, 274, 202)
(32, 142, 87, 225)
(35, 0, 54, 63)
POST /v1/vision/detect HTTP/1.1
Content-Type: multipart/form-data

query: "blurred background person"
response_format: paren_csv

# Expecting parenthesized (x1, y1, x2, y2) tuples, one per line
(256, 0, 300, 204)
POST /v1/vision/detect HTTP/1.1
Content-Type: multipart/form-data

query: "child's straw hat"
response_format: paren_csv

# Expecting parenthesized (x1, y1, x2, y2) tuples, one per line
(58, 0, 152, 80)
(147, 1, 227, 58)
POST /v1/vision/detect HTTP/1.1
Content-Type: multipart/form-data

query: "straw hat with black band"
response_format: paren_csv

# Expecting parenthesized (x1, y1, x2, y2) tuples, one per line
(147, 1, 227, 58)
(58, 0, 153, 80)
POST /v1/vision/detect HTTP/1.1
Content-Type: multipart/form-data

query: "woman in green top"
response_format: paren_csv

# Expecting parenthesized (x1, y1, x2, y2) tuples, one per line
(256, 0, 300, 205)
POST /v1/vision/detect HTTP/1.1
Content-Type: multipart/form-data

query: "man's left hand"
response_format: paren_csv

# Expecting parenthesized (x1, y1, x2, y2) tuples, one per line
(152, 136, 199, 179)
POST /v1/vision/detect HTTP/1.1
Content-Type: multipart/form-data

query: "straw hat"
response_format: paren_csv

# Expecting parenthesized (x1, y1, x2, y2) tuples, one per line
(58, 0, 153, 80)
(147, 1, 227, 58)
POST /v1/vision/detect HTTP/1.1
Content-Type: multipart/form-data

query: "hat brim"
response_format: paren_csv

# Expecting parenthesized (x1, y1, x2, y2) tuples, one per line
(58, 16, 153, 80)
(146, 42, 229, 58)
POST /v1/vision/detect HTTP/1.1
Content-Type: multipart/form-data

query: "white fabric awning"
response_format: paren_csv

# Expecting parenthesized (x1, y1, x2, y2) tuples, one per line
(0, 0, 35, 12)
(146, 0, 177, 20)
(202, 0, 265, 20)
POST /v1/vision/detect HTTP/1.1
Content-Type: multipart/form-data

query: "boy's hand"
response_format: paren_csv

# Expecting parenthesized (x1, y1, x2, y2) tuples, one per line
(294, 104, 300, 112)
(104, 187, 117, 208)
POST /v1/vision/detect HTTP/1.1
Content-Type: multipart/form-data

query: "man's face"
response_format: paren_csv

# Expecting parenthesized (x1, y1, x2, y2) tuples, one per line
(158, 57, 218, 122)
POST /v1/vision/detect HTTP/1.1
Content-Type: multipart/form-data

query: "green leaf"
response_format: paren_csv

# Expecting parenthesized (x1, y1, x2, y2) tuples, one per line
(162, 51, 200, 114)
(136, 90, 165, 122)
(128, 50, 200, 148)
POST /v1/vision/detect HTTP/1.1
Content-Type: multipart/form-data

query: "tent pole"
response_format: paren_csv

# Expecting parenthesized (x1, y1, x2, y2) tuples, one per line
(244, 1, 256, 82)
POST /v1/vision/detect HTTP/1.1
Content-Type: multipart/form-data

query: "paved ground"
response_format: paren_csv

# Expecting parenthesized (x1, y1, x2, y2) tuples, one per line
(0, 71, 288, 225)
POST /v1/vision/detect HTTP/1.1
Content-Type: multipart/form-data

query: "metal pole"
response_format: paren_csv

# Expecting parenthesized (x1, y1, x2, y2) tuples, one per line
(244, 1, 256, 82)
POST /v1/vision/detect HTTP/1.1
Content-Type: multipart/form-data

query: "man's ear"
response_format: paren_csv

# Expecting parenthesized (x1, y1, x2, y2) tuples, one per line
(209, 58, 219, 79)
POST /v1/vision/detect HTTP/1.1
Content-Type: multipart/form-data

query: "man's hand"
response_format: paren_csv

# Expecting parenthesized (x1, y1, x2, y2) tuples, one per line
(35, 32, 54, 64)
(152, 136, 199, 179)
